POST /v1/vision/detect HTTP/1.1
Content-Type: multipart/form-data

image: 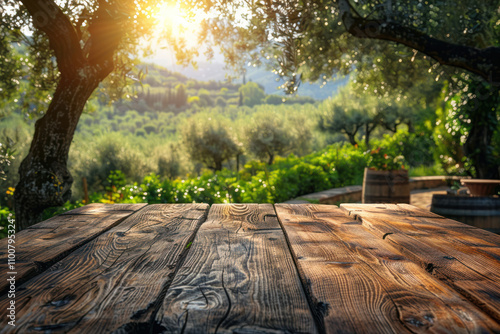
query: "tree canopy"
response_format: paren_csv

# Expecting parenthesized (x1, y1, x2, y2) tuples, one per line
(195, 0, 499, 93)
(195, 0, 499, 178)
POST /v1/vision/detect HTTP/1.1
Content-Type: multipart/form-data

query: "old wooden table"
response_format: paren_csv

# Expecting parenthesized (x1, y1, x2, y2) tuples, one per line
(1, 203, 499, 333)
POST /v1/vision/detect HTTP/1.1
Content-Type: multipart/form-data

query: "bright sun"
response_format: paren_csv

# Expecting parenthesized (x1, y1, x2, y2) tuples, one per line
(153, 1, 202, 46)
(156, 3, 187, 30)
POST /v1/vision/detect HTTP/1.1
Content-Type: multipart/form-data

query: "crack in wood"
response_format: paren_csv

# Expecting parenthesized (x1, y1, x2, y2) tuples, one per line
(315, 301, 330, 318)
(30, 322, 78, 332)
(263, 214, 278, 222)
(180, 309, 189, 334)
(199, 285, 209, 308)
(383, 232, 393, 239)
(215, 268, 232, 334)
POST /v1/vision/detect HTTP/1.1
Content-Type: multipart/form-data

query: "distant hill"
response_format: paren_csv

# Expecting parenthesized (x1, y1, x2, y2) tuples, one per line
(120, 62, 318, 114)
(245, 66, 348, 100)
(147, 60, 346, 100)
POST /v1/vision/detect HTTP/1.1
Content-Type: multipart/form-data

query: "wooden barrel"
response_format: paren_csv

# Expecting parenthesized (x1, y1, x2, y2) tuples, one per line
(431, 194, 500, 233)
(362, 168, 410, 204)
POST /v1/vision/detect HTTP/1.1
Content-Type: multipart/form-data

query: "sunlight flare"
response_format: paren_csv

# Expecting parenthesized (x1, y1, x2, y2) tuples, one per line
(152, 1, 203, 47)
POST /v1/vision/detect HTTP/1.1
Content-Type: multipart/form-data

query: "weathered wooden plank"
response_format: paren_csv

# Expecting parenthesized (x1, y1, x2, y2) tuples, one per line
(0, 203, 146, 295)
(373, 203, 500, 246)
(341, 203, 500, 323)
(341, 203, 500, 277)
(344, 203, 497, 237)
(276, 204, 500, 333)
(38, 203, 144, 217)
(158, 203, 317, 333)
(0, 204, 209, 334)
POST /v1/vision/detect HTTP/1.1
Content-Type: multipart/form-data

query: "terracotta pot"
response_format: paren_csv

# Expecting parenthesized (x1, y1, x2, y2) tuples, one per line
(362, 168, 410, 204)
(461, 179, 500, 197)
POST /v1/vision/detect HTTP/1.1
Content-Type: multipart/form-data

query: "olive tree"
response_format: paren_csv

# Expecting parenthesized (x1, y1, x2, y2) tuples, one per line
(319, 86, 379, 146)
(244, 110, 309, 165)
(181, 115, 239, 171)
(1, 0, 161, 229)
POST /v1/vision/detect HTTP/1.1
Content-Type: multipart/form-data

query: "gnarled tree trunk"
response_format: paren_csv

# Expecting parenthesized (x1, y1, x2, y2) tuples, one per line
(15, 73, 100, 230)
(14, 0, 122, 230)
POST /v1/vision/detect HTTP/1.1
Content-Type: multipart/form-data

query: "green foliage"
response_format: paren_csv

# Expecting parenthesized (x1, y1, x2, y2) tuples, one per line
(181, 114, 239, 171)
(409, 165, 445, 177)
(264, 95, 283, 105)
(200, 0, 499, 95)
(0, 137, 16, 181)
(70, 133, 150, 195)
(319, 86, 378, 145)
(374, 130, 435, 168)
(302, 144, 368, 187)
(0, 205, 13, 239)
(36, 143, 368, 220)
(157, 143, 184, 180)
(366, 147, 406, 171)
(103, 170, 128, 202)
(0, 118, 33, 207)
(244, 110, 304, 164)
(215, 97, 227, 108)
(433, 82, 472, 175)
(456, 79, 500, 178)
(270, 162, 330, 202)
(0, 31, 23, 106)
(188, 96, 200, 105)
(239, 82, 265, 107)
(197, 89, 215, 107)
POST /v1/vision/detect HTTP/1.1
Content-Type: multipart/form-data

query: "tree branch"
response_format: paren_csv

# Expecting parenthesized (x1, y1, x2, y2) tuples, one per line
(86, 1, 125, 79)
(20, 0, 85, 75)
(338, 0, 500, 84)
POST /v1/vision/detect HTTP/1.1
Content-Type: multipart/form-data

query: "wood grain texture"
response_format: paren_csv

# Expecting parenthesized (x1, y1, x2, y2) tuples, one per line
(341, 203, 500, 323)
(55, 203, 146, 216)
(0, 203, 146, 295)
(0, 204, 208, 334)
(276, 203, 500, 333)
(158, 203, 317, 333)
